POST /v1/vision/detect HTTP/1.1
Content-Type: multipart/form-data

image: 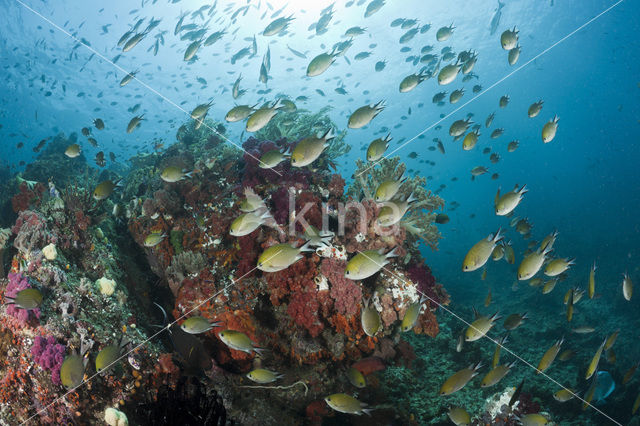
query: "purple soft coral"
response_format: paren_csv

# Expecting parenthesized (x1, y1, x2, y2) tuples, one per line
(31, 336, 66, 385)
(5, 272, 41, 323)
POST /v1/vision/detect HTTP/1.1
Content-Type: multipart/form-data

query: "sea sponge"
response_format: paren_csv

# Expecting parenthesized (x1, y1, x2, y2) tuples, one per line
(104, 407, 128, 426)
(96, 277, 116, 296)
(42, 243, 57, 261)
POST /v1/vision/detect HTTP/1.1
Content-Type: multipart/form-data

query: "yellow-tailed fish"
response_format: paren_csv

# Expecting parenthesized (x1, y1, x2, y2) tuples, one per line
(492, 334, 508, 368)
(361, 298, 382, 337)
(518, 245, 552, 280)
(503, 312, 527, 331)
(348, 100, 385, 129)
(345, 247, 398, 280)
(95, 338, 128, 373)
(5, 288, 43, 310)
(544, 257, 575, 277)
(366, 133, 391, 162)
(540, 230, 559, 252)
(377, 194, 417, 227)
(462, 229, 503, 272)
(257, 242, 313, 272)
(181, 316, 221, 334)
(230, 210, 271, 237)
(291, 129, 334, 167)
(447, 406, 470, 425)
(499, 95, 510, 108)
(585, 338, 606, 380)
(465, 311, 500, 342)
(508, 45, 521, 65)
(119, 70, 137, 87)
(604, 330, 619, 351)
(184, 39, 201, 61)
(324, 393, 372, 415)
(439, 362, 482, 395)
(123, 32, 147, 52)
(536, 337, 563, 374)
(449, 88, 465, 104)
(400, 296, 426, 332)
(60, 353, 87, 389)
(622, 272, 633, 301)
(144, 232, 166, 247)
(347, 366, 366, 388)
(161, 166, 192, 183)
(541, 115, 559, 143)
(494, 184, 528, 216)
(588, 261, 596, 299)
(246, 99, 283, 132)
(528, 100, 544, 118)
(247, 368, 283, 384)
(218, 329, 264, 355)
(480, 361, 516, 387)
(553, 388, 576, 402)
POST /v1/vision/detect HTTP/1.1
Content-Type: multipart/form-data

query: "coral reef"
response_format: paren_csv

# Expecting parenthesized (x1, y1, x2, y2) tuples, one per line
(31, 336, 66, 385)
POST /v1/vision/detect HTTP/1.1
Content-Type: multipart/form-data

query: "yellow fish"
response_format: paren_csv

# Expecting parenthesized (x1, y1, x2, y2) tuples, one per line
(518, 245, 552, 280)
(588, 261, 596, 299)
(537, 337, 563, 374)
(439, 362, 482, 395)
(465, 311, 500, 342)
(480, 361, 516, 387)
(462, 229, 503, 272)
(585, 338, 606, 380)
(494, 184, 528, 216)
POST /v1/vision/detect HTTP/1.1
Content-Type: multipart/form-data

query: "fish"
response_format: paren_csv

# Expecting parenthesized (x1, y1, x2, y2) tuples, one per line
(324, 393, 372, 415)
(259, 149, 288, 169)
(160, 166, 192, 183)
(225, 104, 256, 122)
(518, 245, 553, 280)
(374, 175, 407, 202)
(436, 25, 455, 42)
(495, 184, 528, 215)
(119, 70, 137, 87)
(366, 133, 391, 162)
(348, 101, 385, 129)
(503, 312, 527, 331)
(346, 366, 366, 388)
(361, 298, 382, 336)
(492, 334, 508, 367)
(439, 362, 482, 395)
(377, 194, 417, 227)
(230, 211, 272, 237)
(123, 32, 147, 52)
(291, 129, 334, 167)
(542, 115, 559, 143)
(239, 188, 266, 213)
(399, 70, 429, 93)
(544, 257, 575, 276)
(623, 363, 638, 384)
(203, 30, 225, 46)
(65, 143, 81, 158)
(93, 179, 121, 200)
(307, 51, 338, 77)
(508, 45, 521, 65)
(126, 115, 145, 133)
(144, 232, 166, 248)
(447, 406, 470, 425)
(257, 242, 313, 272)
(345, 248, 397, 280)
(5, 288, 43, 310)
(489, 1, 505, 35)
(519, 414, 550, 425)
(218, 329, 264, 355)
(95, 338, 128, 373)
(553, 388, 576, 402)
(247, 368, 283, 384)
(263, 16, 294, 36)
(450, 118, 473, 137)
(438, 64, 461, 85)
(364, 0, 385, 18)
(588, 261, 596, 299)
(604, 330, 620, 351)
(537, 337, 563, 373)
(481, 361, 516, 387)
(507, 140, 520, 152)
(571, 326, 596, 334)
(586, 338, 607, 380)
(450, 88, 465, 103)
(622, 272, 633, 301)
(400, 296, 425, 332)
(528, 100, 544, 118)
(465, 311, 500, 341)
(180, 316, 221, 334)
(462, 129, 480, 150)
(191, 101, 213, 120)
(500, 27, 519, 50)
(542, 278, 558, 294)
(93, 118, 105, 130)
(462, 229, 503, 271)
(246, 99, 283, 132)
(485, 112, 495, 128)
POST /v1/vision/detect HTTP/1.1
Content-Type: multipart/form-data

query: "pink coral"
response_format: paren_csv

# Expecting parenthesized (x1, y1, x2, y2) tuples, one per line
(287, 291, 323, 338)
(321, 258, 361, 316)
(5, 272, 40, 323)
(31, 336, 65, 385)
(12, 210, 50, 254)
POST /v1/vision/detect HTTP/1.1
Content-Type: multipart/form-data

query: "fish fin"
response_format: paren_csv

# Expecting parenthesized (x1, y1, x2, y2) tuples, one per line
(254, 347, 267, 357)
(385, 247, 398, 258)
(298, 240, 314, 252)
(322, 127, 335, 140)
(362, 408, 374, 416)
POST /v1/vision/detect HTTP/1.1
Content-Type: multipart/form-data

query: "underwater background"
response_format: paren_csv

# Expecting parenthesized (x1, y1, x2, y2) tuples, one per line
(0, 0, 639, 424)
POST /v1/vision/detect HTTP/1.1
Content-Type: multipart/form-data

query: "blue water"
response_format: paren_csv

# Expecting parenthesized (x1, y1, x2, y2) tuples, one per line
(1, 0, 639, 424)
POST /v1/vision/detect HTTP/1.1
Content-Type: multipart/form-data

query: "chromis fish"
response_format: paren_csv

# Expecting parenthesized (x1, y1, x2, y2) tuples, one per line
(588, 261, 596, 299)
(480, 361, 516, 387)
(622, 272, 633, 301)
(246, 99, 283, 132)
(462, 129, 480, 150)
(160, 166, 192, 183)
(291, 129, 334, 167)
(438, 63, 461, 85)
(65, 143, 81, 158)
(450, 117, 473, 137)
(495, 184, 528, 216)
(348, 101, 385, 129)
(586, 338, 607, 380)
(5, 288, 43, 310)
(119, 70, 137, 87)
(93, 118, 105, 130)
(247, 368, 283, 384)
(528, 100, 544, 118)
(553, 388, 576, 402)
(190, 101, 213, 120)
(218, 329, 264, 355)
(306, 51, 338, 77)
(126, 114, 145, 133)
(346, 366, 366, 388)
(377, 194, 417, 227)
(345, 247, 397, 280)
(492, 334, 508, 367)
(324, 393, 372, 415)
(518, 245, 553, 280)
(537, 337, 563, 374)
(508, 45, 521, 65)
(465, 311, 500, 341)
(263, 16, 294, 36)
(450, 88, 465, 104)
(225, 104, 256, 122)
(436, 25, 455, 42)
(500, 27, 519, 50)
(439, 362, 482, 395)
(447, 406, 470, 425)
(374, 175, 407, 202)
(541, 278, 558, 294)
(93, 179, 121, 201)
(257, 242, 313, 272)
(230, 210, 272, 237)
(462, 229, 503, 272)
(60, 341, 90, 389)
(542, 115, 559, 143)
(399, 70, 429, 93)
(519, 413, 550, 426)
(184, 39, 202, 61)
(507, 140, 520, 152)
(239, 187, 266, 213)
(400, 296, 426, 332)
(95, 338, 128, 373)
(366, 133, 392, 162)
(259, 149, 288, 169)
(180, 316, 221, 334)
(503, 241, 515, 264)
(544, 257, 575, 276)
(503, 312, 527, 331)
(361, 298, 382, 336)
(604, 330, 619, 351)
(144, 232, 166, 247)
